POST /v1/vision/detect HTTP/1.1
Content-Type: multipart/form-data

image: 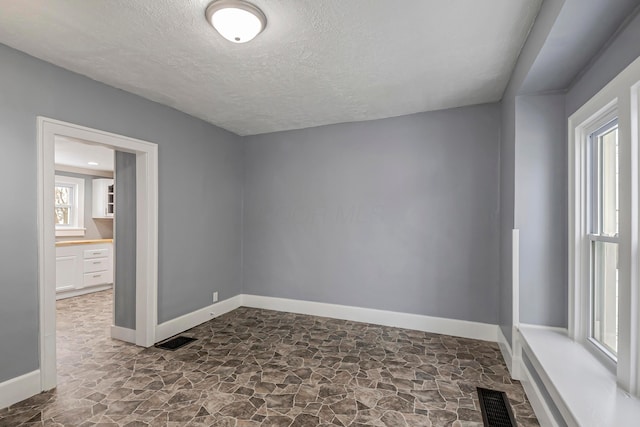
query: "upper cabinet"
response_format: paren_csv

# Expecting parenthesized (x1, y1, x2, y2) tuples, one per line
(92, 178, 114, 218)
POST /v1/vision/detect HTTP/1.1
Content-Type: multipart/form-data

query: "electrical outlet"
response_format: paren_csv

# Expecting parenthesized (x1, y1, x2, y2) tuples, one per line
(213, 291, 219, 303)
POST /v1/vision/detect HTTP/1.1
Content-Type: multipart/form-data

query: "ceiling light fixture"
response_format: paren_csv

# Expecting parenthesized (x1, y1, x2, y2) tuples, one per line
(205, 0, 266, 44)
(88, 161, 99, 166)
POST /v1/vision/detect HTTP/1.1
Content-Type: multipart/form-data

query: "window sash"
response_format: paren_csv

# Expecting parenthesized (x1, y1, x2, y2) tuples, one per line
(54, 177, 84, 233)
(589, 240, 619, 359)
(55, 184, 76, 227)
(589, 119, 618, 238)
(587, 234, 619, 244)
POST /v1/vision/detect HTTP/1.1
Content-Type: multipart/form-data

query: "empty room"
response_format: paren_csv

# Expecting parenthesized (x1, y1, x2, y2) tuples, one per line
(1, 0, 640, 426)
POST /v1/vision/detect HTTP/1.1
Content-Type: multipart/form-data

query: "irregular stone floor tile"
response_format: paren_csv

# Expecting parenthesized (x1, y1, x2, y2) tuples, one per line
(0, 290, 539, 426)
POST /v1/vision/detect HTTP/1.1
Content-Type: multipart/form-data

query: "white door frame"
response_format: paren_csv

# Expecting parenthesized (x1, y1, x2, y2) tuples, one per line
(37, 117, 158, 391)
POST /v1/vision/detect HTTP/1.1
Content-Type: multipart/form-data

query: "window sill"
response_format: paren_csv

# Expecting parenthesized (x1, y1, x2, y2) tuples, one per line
(55, 228, 86, 237)
(519, 325, 640, 426)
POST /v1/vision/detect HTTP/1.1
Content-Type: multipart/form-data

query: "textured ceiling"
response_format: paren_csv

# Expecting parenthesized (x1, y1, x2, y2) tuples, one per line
(0, 0, 541, 136)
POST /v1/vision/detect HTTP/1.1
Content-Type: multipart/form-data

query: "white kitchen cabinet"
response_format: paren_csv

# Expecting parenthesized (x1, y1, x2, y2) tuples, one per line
(55, 254, 79, 292)
(92, 179, 114, 219)
(55, 241, 113, 299)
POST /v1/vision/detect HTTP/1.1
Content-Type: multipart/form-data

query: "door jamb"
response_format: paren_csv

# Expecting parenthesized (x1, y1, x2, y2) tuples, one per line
(37, 117, 158, 391)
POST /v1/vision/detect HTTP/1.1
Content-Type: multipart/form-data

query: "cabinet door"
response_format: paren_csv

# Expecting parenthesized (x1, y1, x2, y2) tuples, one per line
(56, 255, 79, 292)
(93, 179, 115, 218)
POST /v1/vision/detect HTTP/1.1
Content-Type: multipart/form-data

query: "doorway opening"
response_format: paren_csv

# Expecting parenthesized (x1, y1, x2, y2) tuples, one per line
(37, 117, 158, 392)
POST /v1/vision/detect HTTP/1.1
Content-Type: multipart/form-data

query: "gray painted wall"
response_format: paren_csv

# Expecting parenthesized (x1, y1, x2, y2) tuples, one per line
(0, 43, 243, 382)
(114, 152, 136, 329)
(244, 104, 501, 324)
(515, 94, 567, 327)
(521, 0, 639, 94)
(54, 170, 114, 241)
(501, 2, 640, 335)
(496, 0, 566, 344)
(566, 9, 640, 116)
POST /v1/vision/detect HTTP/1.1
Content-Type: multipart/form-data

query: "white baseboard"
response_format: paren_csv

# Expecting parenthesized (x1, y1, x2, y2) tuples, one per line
(519, 356, 561, 427)
(155, 294, 243, 343)
(154, 293, 497, 350)
(0, 370, 40, 410)
(56, 284, 112, 300)
(110, 325, 136, 343)
(241, 295, 498, 342)
(497, 327, 514, 375)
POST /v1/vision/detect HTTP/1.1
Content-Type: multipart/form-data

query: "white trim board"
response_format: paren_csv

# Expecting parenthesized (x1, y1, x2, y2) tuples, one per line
(155, 295, 243, 343)
(241, 295, 499, 342)
(56, 284, 112, 300)
(519, 356, 562, 427)
(0, 370, 40, 410)
(497, 326, 515, 377)
(519, 325, 640, 426)
(110, 326, 136, 344)
(499, 327, 563, 426)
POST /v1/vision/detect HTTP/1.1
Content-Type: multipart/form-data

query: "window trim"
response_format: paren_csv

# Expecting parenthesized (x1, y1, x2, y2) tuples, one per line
(570, 102, 620, 372)
(54, 175, 85, 237)
(568, 55, 640, 396)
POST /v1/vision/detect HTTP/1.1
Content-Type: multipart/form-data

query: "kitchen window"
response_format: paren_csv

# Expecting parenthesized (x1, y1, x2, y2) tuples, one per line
(54, 175, 85, 237)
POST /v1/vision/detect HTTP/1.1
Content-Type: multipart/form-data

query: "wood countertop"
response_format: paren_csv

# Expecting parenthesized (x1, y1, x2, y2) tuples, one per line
(55, 239, 113, 247)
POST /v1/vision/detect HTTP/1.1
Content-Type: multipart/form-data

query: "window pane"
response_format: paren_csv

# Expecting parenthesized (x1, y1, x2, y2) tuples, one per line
(592, 241, 618, 355)
(55, 185, 70, 206)
(600, 127, 618, 236)
(55, 207, 70, 225)
(54, 183, 75, 228)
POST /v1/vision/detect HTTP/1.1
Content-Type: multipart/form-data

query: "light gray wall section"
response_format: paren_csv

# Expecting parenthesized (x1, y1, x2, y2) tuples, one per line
(521, 0, 639, 94)
(0, 43, 243, 382)
(114, 152, 136, 329)
(54, 170, 114, 241)
(566, 9, 640, 116)
(497, 0, 565, 344)
(515, 94, 567, 327)
(243, 104, 501, 324)
(504, 0, 565, 100)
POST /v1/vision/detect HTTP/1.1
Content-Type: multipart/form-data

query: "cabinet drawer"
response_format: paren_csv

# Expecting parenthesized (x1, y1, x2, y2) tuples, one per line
(83, 271, 112, 287)
(84, 258, 109, 273)
(84, 248, 109, 259)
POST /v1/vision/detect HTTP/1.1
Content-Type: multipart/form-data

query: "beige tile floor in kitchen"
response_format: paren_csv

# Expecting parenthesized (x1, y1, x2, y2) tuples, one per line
(0, 290, 538, 426)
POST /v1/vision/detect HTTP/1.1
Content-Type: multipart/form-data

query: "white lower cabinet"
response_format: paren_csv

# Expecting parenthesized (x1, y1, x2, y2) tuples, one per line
(55, 242, 113, 298)
(55, 255, 79, 292)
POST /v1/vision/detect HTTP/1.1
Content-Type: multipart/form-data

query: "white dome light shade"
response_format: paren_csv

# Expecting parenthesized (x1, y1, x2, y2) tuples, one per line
(206, 0, 266, 44)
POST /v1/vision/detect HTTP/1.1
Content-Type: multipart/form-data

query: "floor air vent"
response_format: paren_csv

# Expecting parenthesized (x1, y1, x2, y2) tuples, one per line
(155, 335, 197, 351)
(477, 387, 517, 427)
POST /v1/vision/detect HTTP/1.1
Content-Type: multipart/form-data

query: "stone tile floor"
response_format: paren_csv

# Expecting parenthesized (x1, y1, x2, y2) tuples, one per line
(0, 290, 539, 426)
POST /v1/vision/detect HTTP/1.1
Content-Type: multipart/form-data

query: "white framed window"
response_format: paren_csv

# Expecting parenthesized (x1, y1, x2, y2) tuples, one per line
(588, 118, 619, 360)
(569, 55, 640, 395)
(54, 175, 85, 237)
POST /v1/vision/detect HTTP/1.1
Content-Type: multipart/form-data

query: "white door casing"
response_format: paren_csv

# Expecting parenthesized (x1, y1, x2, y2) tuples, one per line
(37, 117, 158, 391)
